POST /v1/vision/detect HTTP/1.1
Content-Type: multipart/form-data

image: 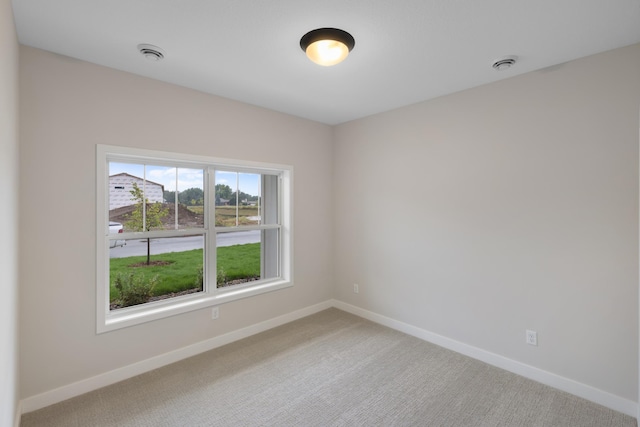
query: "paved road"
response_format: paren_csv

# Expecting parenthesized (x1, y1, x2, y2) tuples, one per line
(109, 230, 260, 258)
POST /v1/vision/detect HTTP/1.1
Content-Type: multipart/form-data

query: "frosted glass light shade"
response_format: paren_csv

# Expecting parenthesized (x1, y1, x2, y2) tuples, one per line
(305, 39, 350, 66)
(300, 28, 355, 67)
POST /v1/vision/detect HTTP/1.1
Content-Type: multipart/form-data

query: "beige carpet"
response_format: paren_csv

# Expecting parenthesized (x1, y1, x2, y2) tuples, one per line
(21, 308, 636, 426)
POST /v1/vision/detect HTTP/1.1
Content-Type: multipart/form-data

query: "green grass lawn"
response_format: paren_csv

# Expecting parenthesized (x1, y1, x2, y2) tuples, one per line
(109, 243, 260, 303)
(216, 243, 260, 284)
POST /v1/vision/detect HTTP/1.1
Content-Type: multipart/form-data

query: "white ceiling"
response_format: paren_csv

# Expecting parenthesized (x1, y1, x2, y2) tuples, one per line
(11, 0, 640, 125)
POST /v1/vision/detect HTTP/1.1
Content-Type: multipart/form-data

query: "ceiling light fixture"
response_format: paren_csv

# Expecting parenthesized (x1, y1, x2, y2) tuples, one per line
(300, 28, 355, 66)
(137, 44, 165, 62)
(492, 55, 518, 71)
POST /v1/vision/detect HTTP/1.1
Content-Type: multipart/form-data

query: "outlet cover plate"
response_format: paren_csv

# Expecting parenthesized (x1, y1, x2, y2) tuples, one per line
(526, 330, 537, 346)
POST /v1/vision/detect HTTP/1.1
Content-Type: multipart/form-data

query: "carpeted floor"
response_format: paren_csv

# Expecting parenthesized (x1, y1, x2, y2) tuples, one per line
(21, 308, 636, 426)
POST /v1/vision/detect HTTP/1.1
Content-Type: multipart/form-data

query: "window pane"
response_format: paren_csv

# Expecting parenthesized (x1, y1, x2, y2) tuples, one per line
(171, 168, 205, 230)
(261, 174, 279, 225)
(109, 162, 147, 216)
(109, 163, 169, 232)
(261, 228, 280, 279)
(216, 229, 279, 287)
(239, 173, 261, 225)
(215, 171, 263, 227)
(109, 236, 204, 310)
(216, 230, 259, 287)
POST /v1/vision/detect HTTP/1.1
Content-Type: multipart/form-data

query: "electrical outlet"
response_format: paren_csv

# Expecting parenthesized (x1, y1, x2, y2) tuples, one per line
(212, 306, 219, 320)
(526, 330, 537, 346)
(353, 283, 359, 294)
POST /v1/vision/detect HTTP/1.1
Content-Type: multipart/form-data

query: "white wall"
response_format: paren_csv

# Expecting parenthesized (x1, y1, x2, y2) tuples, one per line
(334, 44, 640, 402)
(0, 0, 19, 425)
(19, 46, 334, 399)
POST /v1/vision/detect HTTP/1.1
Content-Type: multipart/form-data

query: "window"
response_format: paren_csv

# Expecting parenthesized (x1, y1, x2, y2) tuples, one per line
(96, 145, 292, 333)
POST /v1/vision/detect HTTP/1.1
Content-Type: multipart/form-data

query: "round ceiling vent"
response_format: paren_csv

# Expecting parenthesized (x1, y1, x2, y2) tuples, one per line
(492, 55, 518, 71)
(137, 44, 165, 61)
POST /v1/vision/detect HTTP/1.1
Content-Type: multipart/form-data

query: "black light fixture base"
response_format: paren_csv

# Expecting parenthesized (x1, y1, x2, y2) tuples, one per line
(300, 28, 355, 52)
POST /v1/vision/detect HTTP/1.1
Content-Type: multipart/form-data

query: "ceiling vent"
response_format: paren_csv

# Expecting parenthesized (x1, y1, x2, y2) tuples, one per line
(138, 44, 165, 61)
(492, 55, 517, 71)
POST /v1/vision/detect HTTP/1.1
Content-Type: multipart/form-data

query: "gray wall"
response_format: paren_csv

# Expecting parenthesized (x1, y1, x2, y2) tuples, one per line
(333, 44, 640, 401)
(16, 40, 640, 410)
(0, 0, 19, 425)
(19, 46, 334, 399)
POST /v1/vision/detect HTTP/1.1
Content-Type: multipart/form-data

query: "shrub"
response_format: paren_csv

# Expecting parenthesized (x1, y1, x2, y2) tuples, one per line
(114, 272, 158, 308)
(217, 267, 228, 286)
(195, 265, 204, 289)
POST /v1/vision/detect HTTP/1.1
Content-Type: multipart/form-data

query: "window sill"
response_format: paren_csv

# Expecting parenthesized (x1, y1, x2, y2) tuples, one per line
(98, 279, 293, 334)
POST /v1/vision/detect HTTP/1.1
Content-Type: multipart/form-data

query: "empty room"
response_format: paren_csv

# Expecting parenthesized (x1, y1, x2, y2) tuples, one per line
(2, 0, 640, 426)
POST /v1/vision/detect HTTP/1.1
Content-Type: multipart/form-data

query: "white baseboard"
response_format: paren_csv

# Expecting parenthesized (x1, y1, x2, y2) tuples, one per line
(19, 299, 638, 420)
(20, 300, 333, 414)
(332, 300, 638, 419)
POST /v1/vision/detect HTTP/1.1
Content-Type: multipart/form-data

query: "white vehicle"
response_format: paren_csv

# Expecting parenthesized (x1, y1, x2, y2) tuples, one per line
(109, 221, 126, 248)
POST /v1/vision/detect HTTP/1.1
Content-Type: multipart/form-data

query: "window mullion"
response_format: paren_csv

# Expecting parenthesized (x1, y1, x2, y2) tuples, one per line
(174, 170, 179, 230)
(215, 224, 280, 233)
(142, 165, 147, 231)
(235, 172, 239, 227)
(118, 229, 204, 239)
(207, 167, 217, 294)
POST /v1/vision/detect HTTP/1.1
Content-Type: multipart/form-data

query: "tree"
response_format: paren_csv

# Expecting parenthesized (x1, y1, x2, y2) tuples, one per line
(215, 184, 233, 205)
(163, 190, 175, 204)
(178, 187, 204, 206)
(228, 190, 254, 206)
(164, 188, 203, 206)
(126, 182, 169, 265)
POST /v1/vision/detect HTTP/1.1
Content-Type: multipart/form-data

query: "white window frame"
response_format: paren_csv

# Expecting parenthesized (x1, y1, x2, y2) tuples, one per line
(96, 144, 293, 333)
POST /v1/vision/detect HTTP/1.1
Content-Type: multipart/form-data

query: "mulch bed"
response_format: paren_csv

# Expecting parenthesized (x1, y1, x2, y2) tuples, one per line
(109, 203, 204, 229)
(109, 277, 260, 310)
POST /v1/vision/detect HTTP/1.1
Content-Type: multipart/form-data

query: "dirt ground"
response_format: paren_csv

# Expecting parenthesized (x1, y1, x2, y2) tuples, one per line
(109, 203, 204, 230)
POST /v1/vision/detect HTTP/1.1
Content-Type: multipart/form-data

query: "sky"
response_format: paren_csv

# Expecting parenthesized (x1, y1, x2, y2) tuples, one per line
(109, 162, 261, 197)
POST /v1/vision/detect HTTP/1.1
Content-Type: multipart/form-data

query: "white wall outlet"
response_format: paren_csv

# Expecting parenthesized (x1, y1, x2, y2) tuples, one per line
(212, 306, 219, 320)
(526, 329, 537, 346)
(353, 283, 359, 294)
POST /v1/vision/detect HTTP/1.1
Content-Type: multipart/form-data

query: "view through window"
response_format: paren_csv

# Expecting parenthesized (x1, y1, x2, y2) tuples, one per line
(108, 163, 207, 310)
(97, 145, 291, 332)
